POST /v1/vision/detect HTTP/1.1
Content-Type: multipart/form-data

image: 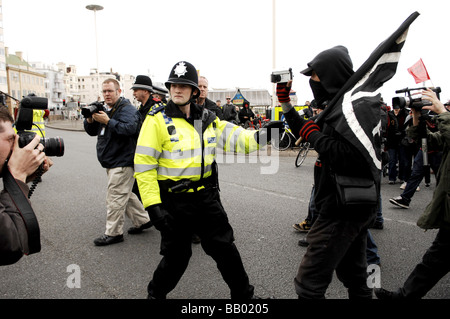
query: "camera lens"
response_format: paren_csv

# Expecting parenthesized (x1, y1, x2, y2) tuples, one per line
(42, 137, 64, 157)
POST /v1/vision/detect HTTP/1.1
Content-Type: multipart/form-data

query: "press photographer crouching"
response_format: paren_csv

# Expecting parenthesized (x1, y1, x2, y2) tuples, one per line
(0, 106, 52, 265)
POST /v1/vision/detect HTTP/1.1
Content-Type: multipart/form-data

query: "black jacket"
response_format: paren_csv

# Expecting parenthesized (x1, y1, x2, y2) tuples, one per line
(238, 107, 255, 123)
(138, 97, 159, 121)
(285, 46, 375, 218)
(222, 103, 237, 122)
(200, 98, 223, 120)
(84, 97, 140, 168)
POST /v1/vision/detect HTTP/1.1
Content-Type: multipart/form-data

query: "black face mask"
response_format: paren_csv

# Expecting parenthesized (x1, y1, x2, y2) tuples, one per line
(309, 79, 331, 107)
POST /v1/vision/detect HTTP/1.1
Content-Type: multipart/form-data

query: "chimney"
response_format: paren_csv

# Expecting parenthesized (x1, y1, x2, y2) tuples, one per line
(16, 51, 23, 61)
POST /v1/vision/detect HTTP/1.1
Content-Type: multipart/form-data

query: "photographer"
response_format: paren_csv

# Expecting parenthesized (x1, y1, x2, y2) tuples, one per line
(376, 89, 450, 299)
(0, 107, 51, 265)
(84, 78, 151, 246)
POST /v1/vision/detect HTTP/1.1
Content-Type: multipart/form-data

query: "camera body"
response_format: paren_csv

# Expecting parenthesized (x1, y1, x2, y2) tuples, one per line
(81, 101, 105, 118)
(15, 94, 64, 157)
(270, 68, 293, 83)
(392, 87, 441, 111)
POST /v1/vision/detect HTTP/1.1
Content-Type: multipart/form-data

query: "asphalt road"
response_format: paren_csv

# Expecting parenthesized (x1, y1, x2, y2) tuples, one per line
(1, 127, 448, 303)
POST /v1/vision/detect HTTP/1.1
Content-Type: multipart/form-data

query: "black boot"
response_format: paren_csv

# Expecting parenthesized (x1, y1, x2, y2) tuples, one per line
(374, 288, 403, 300)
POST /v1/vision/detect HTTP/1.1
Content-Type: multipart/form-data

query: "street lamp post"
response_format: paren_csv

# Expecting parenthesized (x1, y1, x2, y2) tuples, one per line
(272, 0, 276, 109)
(86, 4, 104, 101)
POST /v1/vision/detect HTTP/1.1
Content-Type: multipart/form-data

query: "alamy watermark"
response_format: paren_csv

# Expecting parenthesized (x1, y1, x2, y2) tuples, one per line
(66, 264, 81, 288)
(367, 264, 381, 289)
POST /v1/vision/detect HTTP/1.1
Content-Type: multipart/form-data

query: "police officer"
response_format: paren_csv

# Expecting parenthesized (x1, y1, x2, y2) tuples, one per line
(131, 75, 156, 121)
(134, 61, 269, 299)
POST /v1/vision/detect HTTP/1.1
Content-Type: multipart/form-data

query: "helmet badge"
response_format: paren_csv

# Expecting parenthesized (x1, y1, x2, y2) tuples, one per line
(174, 62, 188, 77)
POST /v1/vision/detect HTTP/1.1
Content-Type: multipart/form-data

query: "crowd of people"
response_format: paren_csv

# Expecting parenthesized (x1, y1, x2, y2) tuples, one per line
(1, 47, 449, 300)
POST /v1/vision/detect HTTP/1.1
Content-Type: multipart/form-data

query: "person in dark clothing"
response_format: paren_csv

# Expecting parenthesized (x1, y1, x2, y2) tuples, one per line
(277, 45, 378, 299)
(386, 105, 413, 184)
(222, 97, 238, 123)
(238, 101, 255, 128)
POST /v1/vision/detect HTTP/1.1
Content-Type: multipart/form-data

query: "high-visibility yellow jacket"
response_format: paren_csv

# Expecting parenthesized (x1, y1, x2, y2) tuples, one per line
(31, 110, 46, 137)
(134, 101, 260, 208)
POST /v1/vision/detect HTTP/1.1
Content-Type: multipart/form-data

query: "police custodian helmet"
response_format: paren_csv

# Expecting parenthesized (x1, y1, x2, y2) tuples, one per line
(165, 61, 200, 98)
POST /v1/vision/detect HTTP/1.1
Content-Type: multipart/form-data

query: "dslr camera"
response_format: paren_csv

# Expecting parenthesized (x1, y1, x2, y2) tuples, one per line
(392, 87, 441, 111)
(271, 68, 293, 83)
(81, 101, 105, 118)
(15, 94, 64, 157)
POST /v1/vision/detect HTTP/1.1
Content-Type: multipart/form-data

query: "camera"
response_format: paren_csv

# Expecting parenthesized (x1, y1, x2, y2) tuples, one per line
(392, 87, 441, 111)
(18, 131, 64, 157)
(270, 68, 293, 83)
(15, 94, 64, 157)
(81, 101, 105, 118)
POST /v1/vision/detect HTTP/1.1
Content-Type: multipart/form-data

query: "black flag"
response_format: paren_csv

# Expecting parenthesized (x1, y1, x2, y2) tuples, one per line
(317, 11, 420, 183)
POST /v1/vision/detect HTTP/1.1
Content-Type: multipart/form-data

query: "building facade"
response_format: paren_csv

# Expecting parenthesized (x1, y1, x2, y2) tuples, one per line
(30, 61, 65, 111)
(5, 49, 45, 113)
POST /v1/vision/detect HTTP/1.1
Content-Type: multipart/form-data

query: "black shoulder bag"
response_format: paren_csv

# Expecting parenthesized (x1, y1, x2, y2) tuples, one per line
(334, 174, 378, 207)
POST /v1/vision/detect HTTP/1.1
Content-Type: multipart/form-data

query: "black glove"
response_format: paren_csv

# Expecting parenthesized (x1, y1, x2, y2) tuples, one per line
(146, 205, 172, 233)
(283, 108, 320, 141)
(254, 121, 284, 145)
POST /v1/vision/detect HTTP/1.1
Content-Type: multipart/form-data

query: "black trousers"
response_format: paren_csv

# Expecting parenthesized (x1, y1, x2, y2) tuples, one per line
(147, 188, 254, 299)
(294, 212, 375, 299)
(398, 227, 450, 298)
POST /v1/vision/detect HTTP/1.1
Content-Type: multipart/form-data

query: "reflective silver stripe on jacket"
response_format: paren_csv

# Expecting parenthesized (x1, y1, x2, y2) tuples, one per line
(218, 122, 244, 151)
(134, 163, 158, 173)
(135, 145, 161, 158)
(157, 164, 212, 177)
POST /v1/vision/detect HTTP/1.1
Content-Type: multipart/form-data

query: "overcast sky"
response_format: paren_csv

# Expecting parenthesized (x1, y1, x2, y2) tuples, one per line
(3, 0, 449, 103)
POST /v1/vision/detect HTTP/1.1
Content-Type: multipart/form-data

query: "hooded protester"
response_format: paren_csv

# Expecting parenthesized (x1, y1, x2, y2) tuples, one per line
(277, 45, 377, 299)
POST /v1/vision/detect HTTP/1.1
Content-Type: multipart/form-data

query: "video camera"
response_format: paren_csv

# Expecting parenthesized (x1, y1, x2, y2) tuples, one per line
(15, 94, 64, 157)
(271, 68, 293, 83)
(392, 87, 441, 111)
(81, 101, 105, 118)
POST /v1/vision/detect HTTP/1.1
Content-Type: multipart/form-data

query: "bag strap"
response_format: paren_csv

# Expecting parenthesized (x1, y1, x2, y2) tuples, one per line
(3, 167, 41, 255)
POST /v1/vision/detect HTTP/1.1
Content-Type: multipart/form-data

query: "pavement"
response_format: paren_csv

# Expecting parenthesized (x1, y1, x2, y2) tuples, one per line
(46, 119, 318, 158)
(46, 119, 85, 132)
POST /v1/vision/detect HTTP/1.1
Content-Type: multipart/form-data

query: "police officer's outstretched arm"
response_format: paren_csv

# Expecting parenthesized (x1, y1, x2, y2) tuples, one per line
(215, 117, 262, 153)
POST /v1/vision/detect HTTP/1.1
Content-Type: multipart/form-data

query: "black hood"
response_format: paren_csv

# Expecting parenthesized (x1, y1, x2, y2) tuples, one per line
(305, 45, 354, 96)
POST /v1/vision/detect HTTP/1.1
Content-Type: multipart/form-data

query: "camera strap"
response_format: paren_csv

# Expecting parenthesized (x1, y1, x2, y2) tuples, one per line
(108, 97, 124, 119)
(3, 167, 41, 255)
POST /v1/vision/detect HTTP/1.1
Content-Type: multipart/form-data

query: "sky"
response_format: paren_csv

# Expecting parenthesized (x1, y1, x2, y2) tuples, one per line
(3, 0, 449, 104)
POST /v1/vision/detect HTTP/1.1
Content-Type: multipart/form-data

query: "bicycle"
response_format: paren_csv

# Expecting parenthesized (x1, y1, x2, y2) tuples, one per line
(294, 136, 311, 167)
(271, 120, 297, 151)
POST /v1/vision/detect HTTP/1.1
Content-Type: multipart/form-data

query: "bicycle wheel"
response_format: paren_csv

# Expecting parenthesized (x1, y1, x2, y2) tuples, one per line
(295, 142, 310, 167)
(272, 130, 291, 151)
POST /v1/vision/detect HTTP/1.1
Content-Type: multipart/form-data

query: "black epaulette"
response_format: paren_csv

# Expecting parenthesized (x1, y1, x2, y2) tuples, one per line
(148, 103, 165, 116)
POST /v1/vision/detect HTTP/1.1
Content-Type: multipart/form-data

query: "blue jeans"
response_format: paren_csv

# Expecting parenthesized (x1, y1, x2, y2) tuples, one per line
(400, 150, 442, 204)
(366, 230, 380, 265)
(388, 145, 412, 182)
